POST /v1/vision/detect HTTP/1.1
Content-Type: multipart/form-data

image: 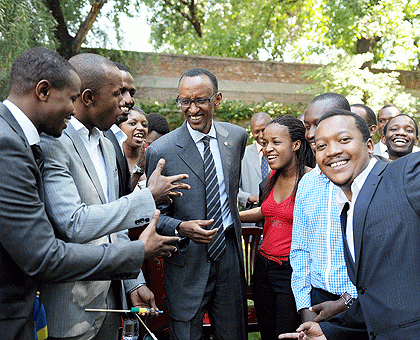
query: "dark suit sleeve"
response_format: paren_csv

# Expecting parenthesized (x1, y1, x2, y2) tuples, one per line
(320, 299, 368, 340)
(0, 135, 144, 283)
(404, 153, 420, 214)
(145, 144, 183, 236)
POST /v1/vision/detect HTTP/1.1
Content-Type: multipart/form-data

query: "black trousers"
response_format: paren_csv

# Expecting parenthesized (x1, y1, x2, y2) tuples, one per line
(252, 254, 300, 340)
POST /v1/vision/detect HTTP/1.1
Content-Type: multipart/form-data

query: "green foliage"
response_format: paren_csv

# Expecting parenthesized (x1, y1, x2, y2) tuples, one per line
(139, 99, 304, 130)
(142, 0, 420, 69)
(304, 53, 420, 116)
(0, 0, 56, 100)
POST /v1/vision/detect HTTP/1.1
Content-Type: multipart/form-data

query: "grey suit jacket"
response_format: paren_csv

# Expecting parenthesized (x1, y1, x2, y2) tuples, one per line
(145, 121, 247, 322)
(0, 103, 145, 340)
(39, 122, 156, 338)
(238, 142, 262, 208)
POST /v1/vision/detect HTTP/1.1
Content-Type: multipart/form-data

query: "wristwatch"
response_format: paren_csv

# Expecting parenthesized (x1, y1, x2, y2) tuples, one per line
(132, 165, 144, 176)
(340, 292, 355, 308)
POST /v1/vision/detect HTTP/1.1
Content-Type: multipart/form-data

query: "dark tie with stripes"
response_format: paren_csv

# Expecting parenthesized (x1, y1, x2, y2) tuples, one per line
(31, 144, 44, 175)
(202, 136, 226, 261)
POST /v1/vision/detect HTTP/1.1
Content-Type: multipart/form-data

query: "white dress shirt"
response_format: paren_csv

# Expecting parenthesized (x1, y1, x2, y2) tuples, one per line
(335, 157, 377, 262)
(110, 124, 127, 153)
(187, 122, 234, 231)
(3, 100, 40, 146)
(70, 117, 109, 202)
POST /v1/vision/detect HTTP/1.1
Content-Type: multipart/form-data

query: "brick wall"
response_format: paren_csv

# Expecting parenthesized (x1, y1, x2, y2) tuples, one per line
(122, 52, 420, 106)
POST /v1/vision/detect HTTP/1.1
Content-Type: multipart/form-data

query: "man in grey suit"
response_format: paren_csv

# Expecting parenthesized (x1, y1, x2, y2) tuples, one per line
(39, 53, 189, 340)
(146, 68, 248, 340)
(238, 111, 271, 226)
(0, 47, 178, 340)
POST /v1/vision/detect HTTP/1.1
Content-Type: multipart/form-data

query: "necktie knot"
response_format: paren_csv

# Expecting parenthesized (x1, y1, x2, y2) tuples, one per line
(202, 136, 210, 147)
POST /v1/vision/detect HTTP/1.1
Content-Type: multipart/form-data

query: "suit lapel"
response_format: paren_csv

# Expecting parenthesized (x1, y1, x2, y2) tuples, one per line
(176, 122, 205, 184)
(64, 123, 107, 203)
(0, 103, 30, 149)
(250, 143, 261, 177)
(353, 160, 387, 277)
(214, 122, 233, 196)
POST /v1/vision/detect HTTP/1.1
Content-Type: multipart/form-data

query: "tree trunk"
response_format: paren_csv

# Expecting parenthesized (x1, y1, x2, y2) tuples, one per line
(45, 0, 107, 59)
(356, 36, 381, 69)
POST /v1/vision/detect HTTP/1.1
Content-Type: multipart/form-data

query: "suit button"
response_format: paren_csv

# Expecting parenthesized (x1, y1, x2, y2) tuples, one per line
(135, 219, 141, 225)
(369, 332, 376, 339)
(145, 218, 150, 223)
(358, 286, 365, 294)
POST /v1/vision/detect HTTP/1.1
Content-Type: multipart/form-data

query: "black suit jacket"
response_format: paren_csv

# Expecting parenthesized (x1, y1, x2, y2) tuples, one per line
(0, 103, 144, 339)
(322, 155, 420, 340)
(104, 129, 131, 197)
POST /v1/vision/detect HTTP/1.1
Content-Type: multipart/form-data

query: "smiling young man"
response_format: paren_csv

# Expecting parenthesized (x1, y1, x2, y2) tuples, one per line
(282, 109, 420, 340)
(145, 67, 248, 340)
(39, 53, 189, 340)
(382, 114, 419, 161)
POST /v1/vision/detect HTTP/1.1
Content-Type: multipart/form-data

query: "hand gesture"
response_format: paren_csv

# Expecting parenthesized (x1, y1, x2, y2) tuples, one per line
(310, 299, 347, 322)
(278, 322, 327, 340)
(178, 220, 218, 244)
(139, 210, 179, 262)
(147, 158, 190, 203)
(130, 285, 160, 318)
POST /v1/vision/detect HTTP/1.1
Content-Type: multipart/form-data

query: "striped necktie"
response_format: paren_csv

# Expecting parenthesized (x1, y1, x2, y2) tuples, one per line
(261, 154, 269, 179)
(202, 136, 226, 261)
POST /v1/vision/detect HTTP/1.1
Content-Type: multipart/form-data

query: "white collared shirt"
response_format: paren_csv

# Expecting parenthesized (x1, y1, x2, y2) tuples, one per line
(110, 124, 127, 153)
(335, 157, 377, 262)
(256, 141, 264, 163)
(70, 117, 109, 202)
(186, 121, 234, 231)
(3, 100, 40, 146)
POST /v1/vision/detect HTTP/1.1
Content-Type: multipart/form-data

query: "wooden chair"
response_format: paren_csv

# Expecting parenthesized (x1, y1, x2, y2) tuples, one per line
(242, 226, 263, 333)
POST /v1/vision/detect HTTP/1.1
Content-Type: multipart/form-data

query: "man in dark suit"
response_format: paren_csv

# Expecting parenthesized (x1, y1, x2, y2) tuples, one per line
(280, 109, 420, 340)
(0, 47, 179, 340)
(145, 68, 248, 340)
(103, 62, 135, 197)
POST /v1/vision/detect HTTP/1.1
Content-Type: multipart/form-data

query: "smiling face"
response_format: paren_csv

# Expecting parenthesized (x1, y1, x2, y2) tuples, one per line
(178, 75, 221, 134)
(262, 123, 300, 172)
(120, 109, 148, 149)
(315, 115, 374, 199)
(40, 69, 81, 137)
(116, 70, 136, 125)
(90, 64, 123, 131)
(382, 115, 419, 160)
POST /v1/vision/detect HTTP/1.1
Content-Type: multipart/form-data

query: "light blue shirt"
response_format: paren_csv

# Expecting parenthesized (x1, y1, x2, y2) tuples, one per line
(290, 166, 357, 311)
(186, 121, 234, 231)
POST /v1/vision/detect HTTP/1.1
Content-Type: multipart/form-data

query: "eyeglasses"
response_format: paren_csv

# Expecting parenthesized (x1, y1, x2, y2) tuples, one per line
(176, 93, 218, 108)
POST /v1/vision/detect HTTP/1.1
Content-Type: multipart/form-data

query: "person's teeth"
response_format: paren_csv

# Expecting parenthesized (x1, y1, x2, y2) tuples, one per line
(331, 160, 348, 168)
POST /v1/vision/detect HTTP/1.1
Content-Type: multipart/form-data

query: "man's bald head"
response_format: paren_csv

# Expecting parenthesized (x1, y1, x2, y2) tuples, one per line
(250, 112, 271, 146)
(68, 53, 118, 94)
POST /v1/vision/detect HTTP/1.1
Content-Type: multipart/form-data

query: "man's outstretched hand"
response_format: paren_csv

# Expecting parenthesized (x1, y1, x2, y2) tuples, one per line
(139, 210, 179, 263)
(147, 158, 190, 203)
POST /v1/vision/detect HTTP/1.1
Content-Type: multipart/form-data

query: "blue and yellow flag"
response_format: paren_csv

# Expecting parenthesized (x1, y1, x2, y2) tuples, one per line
(34, 293, 48, 340)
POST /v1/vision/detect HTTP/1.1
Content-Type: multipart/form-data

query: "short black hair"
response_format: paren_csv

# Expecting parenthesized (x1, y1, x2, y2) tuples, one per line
(9, 47, 77, 95)
(309, 93, 350, 111)
(146, 113, 170, 135)
(178, 68, 218, 93)
(69, 53, 117, 94)
(351, 104, 377, 127)
(318, 109, 371, 142)
(383, 113, 419, 138)
(113, 61, 131, 73)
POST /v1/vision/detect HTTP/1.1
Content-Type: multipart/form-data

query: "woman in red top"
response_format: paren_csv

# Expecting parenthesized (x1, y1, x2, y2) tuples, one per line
(240, 115, 315, 339)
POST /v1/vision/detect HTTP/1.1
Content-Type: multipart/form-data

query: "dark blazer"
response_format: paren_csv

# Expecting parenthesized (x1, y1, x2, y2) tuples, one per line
(0, 103, 144, 340)
(145, 121, 248, 322)
(104, 129, 132, 197)
(322, 155, 420, 340)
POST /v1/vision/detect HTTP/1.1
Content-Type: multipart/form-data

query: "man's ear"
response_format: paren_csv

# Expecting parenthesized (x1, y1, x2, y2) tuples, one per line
(35, 80, 51, 102)
(367, 138, 375, 155)
(214, 92, 222, 109)
(80, 89, 94, 107)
